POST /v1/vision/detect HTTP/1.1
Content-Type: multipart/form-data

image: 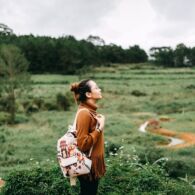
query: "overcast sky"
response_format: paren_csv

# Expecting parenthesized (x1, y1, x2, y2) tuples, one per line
(1, 0, 195, 52)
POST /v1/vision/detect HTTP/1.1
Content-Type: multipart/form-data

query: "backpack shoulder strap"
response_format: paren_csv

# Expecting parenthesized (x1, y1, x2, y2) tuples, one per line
(72, 108, 89, 129)
(73, 108, 95, 157)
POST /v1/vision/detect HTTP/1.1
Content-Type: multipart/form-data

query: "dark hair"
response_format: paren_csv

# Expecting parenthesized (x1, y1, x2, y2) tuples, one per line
(70, 79, 91, 102)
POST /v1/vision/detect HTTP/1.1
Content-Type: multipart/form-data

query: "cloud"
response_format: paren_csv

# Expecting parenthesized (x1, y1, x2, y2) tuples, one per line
(89, 0, 156, 49)
(149, 0, 195, 22)
(1, 0, 195, 50)
(148, 0, 195, 40)
(0, 0, 118, 37)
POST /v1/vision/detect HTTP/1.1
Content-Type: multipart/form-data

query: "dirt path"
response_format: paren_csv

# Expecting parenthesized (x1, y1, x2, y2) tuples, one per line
(140, 119, 195, 149)
(0, 179, 5, 188)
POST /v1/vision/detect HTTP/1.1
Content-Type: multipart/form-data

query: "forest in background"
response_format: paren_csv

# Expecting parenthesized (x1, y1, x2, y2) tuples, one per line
(1, 23, 195, 75)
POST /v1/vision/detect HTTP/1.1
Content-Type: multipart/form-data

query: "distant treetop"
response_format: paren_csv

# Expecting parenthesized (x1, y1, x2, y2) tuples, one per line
(0, 23, 14, 35)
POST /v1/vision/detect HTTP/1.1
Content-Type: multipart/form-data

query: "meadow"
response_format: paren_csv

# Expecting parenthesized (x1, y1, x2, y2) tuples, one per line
(1, 63, 195, 194)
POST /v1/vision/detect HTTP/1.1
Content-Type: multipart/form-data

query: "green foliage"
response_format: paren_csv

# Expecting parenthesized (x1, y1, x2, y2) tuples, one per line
(56, 92, 74, 111)
(105, 141, 121, 157)
(154, 102, 195, 114)
(1, 166, 79, 195)
(0, 112, 9, 125)
(137, 147, 165, 164)
(0, 44, 30, 124)
(0, 96, 11, 112)
(185, 84, 195, 90)
(174, 43, 191, 67)
(150, 43, 193, 67)
(0, 34, 148, 74)
(150, 46, 174, 67)
(18, 94, 74, 113)
(131, 90, 147, 97)
(165, 159, 191, 178)
(2, 156, 194, 194)
(14, 114, 28, 124)
(1, 66, 195, 193)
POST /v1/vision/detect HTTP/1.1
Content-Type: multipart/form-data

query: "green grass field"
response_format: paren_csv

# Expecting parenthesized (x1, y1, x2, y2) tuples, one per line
(1, 63, 195, 190)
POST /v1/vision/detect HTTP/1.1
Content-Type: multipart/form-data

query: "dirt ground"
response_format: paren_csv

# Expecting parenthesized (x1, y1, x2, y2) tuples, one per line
(0, 179, 5, 188)
(147, 119, 195, 149)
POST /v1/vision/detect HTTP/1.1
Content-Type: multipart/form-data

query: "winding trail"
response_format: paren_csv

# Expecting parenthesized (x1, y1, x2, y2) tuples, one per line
(139, 119, 195, 149)
(0, 179, 5, 189)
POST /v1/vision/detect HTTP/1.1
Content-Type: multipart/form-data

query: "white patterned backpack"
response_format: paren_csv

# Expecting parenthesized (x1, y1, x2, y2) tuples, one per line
(57, 108, 93, 185)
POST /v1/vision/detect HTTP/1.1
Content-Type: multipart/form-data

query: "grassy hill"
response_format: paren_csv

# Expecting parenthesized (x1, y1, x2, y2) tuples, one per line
(1, 63, 195, 194)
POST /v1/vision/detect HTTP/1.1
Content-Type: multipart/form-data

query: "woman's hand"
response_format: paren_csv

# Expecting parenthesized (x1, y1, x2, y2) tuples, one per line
(95, 114, 105, 131)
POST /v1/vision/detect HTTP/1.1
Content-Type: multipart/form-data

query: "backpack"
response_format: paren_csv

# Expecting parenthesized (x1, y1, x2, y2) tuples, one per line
(57, 108, 93, 185)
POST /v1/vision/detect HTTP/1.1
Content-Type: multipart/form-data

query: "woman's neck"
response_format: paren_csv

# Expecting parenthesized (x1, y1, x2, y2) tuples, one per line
(80, 99, 98, 110)
(86, 99, 97, 106)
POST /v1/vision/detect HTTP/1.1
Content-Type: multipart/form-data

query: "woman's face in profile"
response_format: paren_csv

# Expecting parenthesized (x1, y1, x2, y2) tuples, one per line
(87, 80, 102, 100)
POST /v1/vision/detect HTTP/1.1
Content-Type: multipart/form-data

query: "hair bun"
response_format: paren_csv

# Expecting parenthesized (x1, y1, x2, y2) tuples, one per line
(70, 82, 79, 93)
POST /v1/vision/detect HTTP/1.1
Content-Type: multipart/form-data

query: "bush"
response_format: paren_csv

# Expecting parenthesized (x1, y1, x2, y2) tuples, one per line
(155, 102, 182, 114)
(56, 92, 74, 111)
(1, 166, 79, 195)
(14, 114, 28, 124)
(137, 147, 165, 164)
(0, 133, 6, 143)
(32, 98, 44, 109)
(105, 141, 121, 157)
(0, 97, 11, 112)
(99, 156, 194, 194)
(185, 84, 195, 90)
(165, 159, 191, 178)
(43, 101, 58, 111)
(131, 90, 147, 97)
(0, 112, 9, 125)
(1, 158, 194, 194)
(21, 100, 40, 113)
(130, 164, 165, 192)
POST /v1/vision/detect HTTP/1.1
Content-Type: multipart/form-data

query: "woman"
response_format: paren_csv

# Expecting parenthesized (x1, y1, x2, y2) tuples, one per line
(70, 79, 106, 195)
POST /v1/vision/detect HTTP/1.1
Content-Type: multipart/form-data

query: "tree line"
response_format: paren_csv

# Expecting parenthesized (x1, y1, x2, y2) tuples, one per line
(0, 33, 147, 74)
(1, 23, 195, 75)
(150, 43, 195, 67)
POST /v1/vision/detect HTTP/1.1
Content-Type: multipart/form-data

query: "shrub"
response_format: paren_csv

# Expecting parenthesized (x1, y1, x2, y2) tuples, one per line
(0, 112, 9, 125)
(1, 157, 194, 194)
(165, 159, 191, 178)
(105, 141, 121, 157)
(32, 98, 44, 109)
(137, 147, 165, 164)
(0, 96, 11, 112)
(43, 101, 58, 111)
(56, 92, 74, 111)
(155, 102, 182, 114)
(185, 84, 195, 90)
(0, 133, 6, 143)
(1, 166, 79, 195)
(21, 100, 40, 113)
(14, 114, 28, 124)
(130, 164, 166, 192)
(131, 90, 147, 97)
(99, 156, 194, 194)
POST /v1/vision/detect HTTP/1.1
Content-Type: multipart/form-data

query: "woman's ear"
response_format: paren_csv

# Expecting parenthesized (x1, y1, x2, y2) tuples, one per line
(86, 92, 92, 98)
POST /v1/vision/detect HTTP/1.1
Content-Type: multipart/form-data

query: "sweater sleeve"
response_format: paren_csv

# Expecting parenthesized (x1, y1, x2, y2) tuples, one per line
(76, 109, 100, 152)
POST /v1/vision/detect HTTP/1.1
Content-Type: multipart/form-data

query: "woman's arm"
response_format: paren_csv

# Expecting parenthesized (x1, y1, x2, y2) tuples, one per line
(76, 109, 100, 152)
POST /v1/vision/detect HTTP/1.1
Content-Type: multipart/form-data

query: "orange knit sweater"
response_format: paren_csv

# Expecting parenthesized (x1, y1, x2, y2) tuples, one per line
(76, 102, 106, 179)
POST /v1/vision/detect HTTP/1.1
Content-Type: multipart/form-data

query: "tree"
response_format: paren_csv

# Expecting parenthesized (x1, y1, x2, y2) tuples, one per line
(0, 23, 14, 35)
(188, 47, 195, 67)
(174, 43, 190, 67)
(0, 44, 30, 124)
(125, 45, 148, 63)
(86, 35, 105, 46)
(150, 47, 174, 67)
